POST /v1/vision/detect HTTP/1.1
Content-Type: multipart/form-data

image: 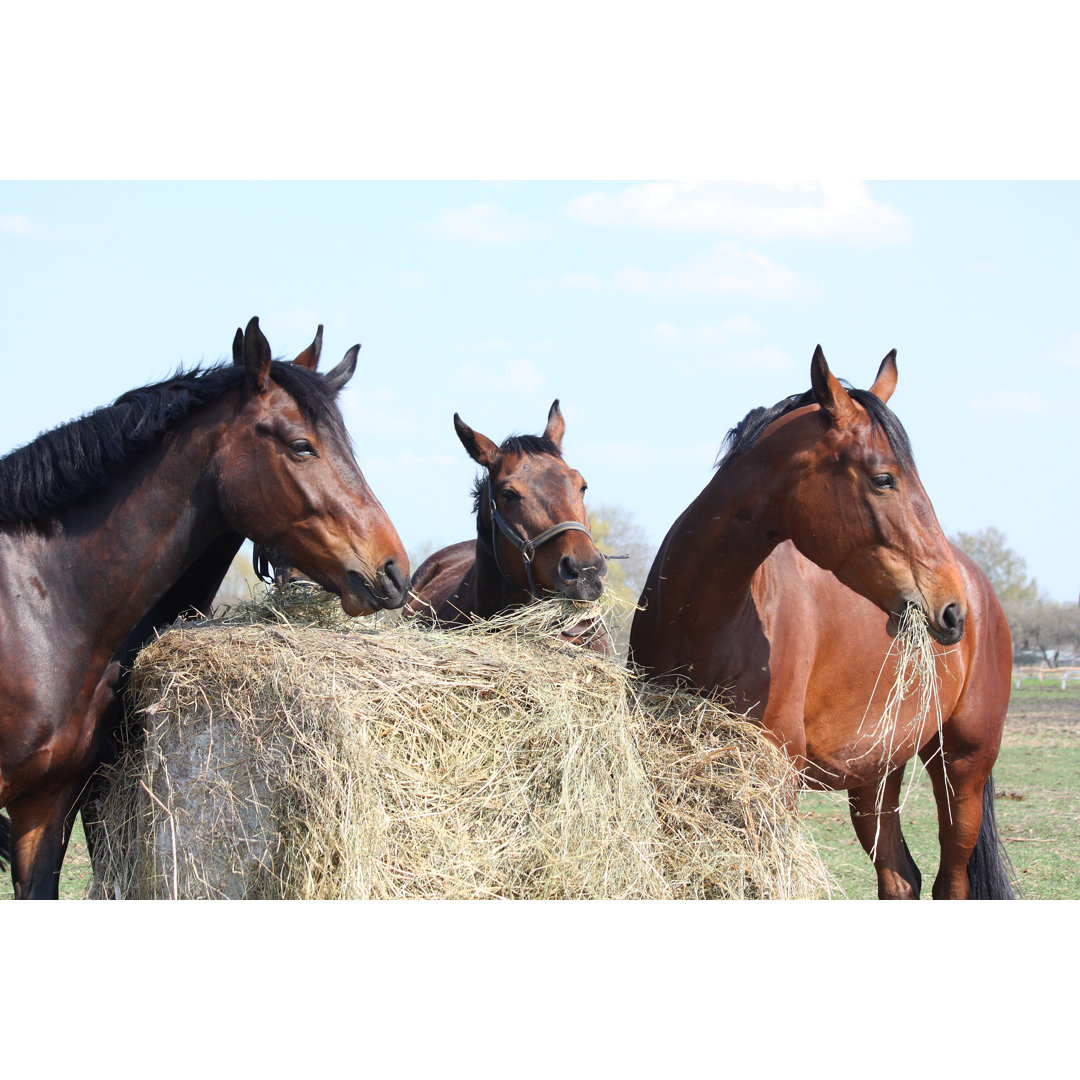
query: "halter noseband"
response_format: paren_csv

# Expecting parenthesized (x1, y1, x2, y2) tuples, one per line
(484, 475, 594, 598)
(252, 543, 318, 589)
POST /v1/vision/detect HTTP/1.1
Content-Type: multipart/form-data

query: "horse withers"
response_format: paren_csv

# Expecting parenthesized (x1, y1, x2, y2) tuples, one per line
(0, 317, 409, 898)
(405, 400, 609, 652)
(629, 346, 1015, 899)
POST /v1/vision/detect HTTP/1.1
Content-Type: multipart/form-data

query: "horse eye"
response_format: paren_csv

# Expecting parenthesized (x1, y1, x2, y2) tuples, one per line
(580, 484, 588, 495)
(871, 473, 895, 490)
(290, 439, 316, 457)
(501, 489, 522, 505)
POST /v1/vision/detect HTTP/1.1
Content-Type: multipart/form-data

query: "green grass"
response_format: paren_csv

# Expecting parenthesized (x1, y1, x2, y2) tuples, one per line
(6, 683, 1078, 900)
(0, 818, 93, 901)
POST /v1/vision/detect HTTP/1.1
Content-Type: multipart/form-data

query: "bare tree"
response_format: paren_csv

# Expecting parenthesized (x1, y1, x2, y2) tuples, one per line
(950, 526, 1038, 603)
(1005, 597, 1080, 667)
(588, 503, 655, 604)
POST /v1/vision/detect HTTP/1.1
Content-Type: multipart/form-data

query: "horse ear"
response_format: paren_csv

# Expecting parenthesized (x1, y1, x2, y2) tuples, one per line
(454, 414, 500, 467)
(293, 325, 324, 371)
(868, 349, 898, 403)
(232, 328, 244, 366)
(543, 399, 565, 452)
(243, 316, 272, 394)
(810, 344, 859, 426)
(324, 345, 358, 392)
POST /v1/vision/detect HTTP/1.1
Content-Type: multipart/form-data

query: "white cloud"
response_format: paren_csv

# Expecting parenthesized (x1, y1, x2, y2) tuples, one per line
(453, 357, 545, 393)
(428, 203, 543, 244)
(728, 345, 793, 372)
(559, 270, 604, 291)
(566, 181, 912, 246)
(650, 315, 761, 345)
(581, 242, 811, 299)
(0, 214, 34, 236)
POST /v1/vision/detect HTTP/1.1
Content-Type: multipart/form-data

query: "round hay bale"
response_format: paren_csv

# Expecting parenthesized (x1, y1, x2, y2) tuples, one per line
(86, 594, 832, 899)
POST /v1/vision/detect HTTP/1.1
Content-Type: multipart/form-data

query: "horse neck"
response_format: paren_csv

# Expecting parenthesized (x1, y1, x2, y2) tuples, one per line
(472, 508, 533, 616)
(46, 400, 235, 643)
(656, 459, 788, 622)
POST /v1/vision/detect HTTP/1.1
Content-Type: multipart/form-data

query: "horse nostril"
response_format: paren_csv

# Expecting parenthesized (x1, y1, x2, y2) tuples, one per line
(378, 559, 408, 608)
(941, 602, 965, 638)
(559, 555, 581, 583)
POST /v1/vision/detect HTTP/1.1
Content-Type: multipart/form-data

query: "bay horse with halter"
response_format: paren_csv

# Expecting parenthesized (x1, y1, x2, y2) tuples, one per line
(0, 317, 409, 898)
(629, 347, 1014, 899)
(405, 401, 609, 651)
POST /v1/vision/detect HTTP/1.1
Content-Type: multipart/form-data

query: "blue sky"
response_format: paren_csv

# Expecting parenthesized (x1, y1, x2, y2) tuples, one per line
(2, 180, 1077, 601)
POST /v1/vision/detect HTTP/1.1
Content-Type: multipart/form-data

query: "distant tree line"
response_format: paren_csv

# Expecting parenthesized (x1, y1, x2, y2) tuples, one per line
(951, 527, 1080, 667)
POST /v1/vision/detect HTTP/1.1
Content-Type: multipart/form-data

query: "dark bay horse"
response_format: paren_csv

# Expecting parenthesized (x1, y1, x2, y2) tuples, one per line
(405, 401, 609, 651)
(0, 317, 409, 898)
(629, 347, 1014, 899)
(77, 322, 339, 873)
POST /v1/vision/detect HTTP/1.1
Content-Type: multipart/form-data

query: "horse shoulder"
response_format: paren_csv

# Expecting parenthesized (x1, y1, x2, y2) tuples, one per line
(939, 546, 1012, 756)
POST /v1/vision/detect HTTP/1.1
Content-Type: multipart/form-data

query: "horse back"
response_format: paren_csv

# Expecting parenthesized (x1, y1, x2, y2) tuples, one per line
(405, 540, 478, 625)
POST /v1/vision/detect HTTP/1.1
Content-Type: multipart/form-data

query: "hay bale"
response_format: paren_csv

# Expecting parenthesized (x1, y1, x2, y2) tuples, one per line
(86, 592, 831, 899)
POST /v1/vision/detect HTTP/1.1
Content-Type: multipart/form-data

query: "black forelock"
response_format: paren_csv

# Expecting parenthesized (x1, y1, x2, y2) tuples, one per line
(469, 432, 563, 513)
(0, 357, 346, 524)
(714, 383, 915, 472)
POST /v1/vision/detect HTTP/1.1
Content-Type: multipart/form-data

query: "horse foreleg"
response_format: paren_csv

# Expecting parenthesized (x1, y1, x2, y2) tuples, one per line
(8, 662, 121, 899)
(848, 767, 922, 899)
(919, 735, 1002, 899)
(7, 775, 86, 899)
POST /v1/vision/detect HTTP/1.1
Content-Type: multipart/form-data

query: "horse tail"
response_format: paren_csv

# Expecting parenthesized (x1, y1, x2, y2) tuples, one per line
(966, 771, 1019, 899)
(0, 810, 10, 872)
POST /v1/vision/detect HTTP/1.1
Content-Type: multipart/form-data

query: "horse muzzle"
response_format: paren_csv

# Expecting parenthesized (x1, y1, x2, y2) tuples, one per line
(928, 601, 965, 646)
(556, 554, 607, 601)
(341, 559, 409, 615)
(887, 598, 966, 646)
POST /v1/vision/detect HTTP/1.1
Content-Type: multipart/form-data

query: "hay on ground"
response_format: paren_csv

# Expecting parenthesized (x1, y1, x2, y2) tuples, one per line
(86, 589, 832, 899)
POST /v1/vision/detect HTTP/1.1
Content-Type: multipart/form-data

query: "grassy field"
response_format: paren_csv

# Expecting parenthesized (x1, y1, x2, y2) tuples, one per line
(5, 682, 1078, 901)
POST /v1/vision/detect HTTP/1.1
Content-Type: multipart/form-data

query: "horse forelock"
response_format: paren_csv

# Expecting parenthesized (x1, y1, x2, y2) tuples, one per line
(714, 383, 914, 472)
(0, 358, 347, 525)
(469, 433, 564, 514)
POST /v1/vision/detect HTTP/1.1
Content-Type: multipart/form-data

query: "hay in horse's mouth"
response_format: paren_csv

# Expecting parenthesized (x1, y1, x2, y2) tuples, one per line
(857, 602, 946, 855)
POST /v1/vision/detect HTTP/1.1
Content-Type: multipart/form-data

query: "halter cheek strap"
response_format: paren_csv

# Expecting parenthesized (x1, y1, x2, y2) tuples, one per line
(485, 476, 593, 598)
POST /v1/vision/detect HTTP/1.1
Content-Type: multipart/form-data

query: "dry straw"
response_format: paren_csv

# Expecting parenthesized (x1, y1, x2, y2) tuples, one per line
(854, 601, 947, 854)
(86, 587, 832, 900)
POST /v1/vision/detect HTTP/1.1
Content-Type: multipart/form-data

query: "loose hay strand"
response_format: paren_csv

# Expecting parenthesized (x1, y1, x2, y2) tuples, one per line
(854, 602, 947, 858)
(87, 595, 831, 899)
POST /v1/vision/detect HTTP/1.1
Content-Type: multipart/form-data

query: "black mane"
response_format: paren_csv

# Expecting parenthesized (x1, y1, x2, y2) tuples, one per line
(0, 359, 345, 524)
(715, 384, 915, 472)
(470, 433, 563, 513)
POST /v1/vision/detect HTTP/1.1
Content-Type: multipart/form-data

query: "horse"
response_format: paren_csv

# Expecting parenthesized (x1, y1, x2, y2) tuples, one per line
(628, 346, 1015, 899)
(0, 316, 409, 898)
(405, 400, 609, 652)
(77, 322, 336, 878)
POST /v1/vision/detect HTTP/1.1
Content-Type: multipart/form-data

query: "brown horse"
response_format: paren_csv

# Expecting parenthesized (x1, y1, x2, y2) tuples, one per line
(629, 346, 1014, 899)
(0, 317, 409, 898)
(405, 401, 609, 650)
(77, 323, 338, 874)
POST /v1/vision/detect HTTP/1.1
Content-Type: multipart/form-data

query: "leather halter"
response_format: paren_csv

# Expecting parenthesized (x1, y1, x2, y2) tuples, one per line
(483, 475, 594, 598)
(252, 543, 317, 588)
